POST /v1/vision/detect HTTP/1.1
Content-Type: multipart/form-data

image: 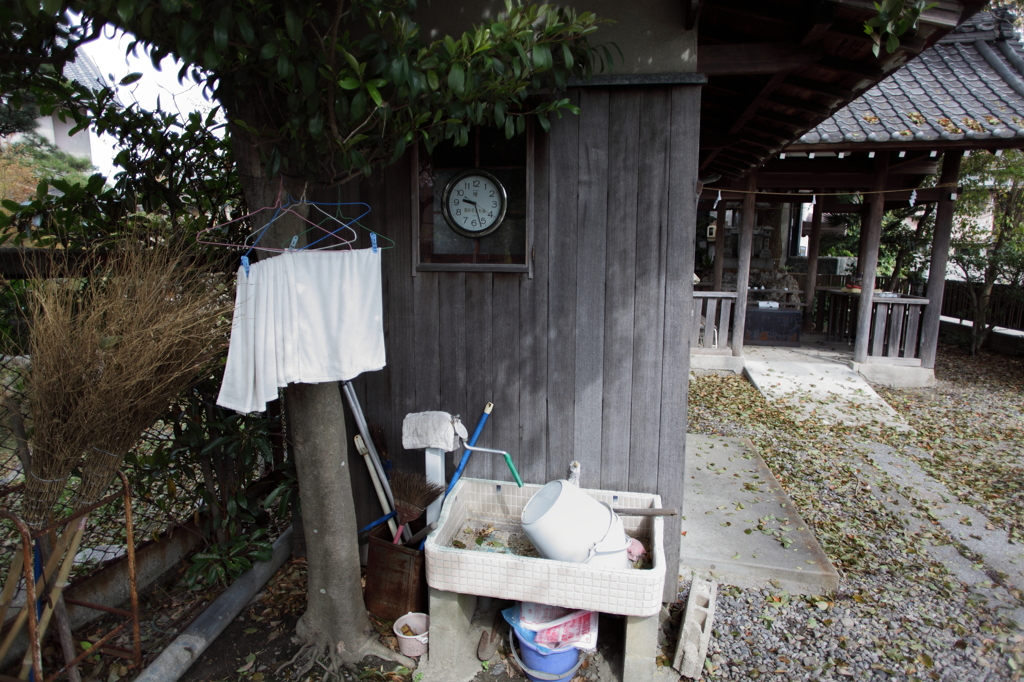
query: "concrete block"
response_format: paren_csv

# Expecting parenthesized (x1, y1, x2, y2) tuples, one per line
(850, 361, 936, 389)
(419, 585, 475, 667)
(623, 613, 659, 681)
(673, 576, 717, 680)
(690, 354, 744, 374)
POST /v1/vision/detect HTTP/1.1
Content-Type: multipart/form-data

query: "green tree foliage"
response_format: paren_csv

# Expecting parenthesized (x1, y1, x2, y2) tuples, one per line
(2, 0, 612, 667)
(4, 132, 94, 184)
(952, 149, 1024, 354)
(98, 0, 609, 182)
(863, 0, 936, 57)
(0, 95, 39, 136)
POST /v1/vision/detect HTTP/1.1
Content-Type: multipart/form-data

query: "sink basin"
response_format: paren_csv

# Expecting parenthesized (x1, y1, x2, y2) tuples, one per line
(424, 478, 665, 617)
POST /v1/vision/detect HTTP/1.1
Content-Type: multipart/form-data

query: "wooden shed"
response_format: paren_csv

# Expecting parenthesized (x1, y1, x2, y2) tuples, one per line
(343, 0, 986, 601)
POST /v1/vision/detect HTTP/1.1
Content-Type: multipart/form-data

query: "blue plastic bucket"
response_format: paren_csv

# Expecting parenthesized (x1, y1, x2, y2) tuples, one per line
(510, 630, 584, 682)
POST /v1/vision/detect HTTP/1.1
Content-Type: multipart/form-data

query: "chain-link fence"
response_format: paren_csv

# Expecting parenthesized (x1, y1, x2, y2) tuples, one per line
(0, 353, 210, 594)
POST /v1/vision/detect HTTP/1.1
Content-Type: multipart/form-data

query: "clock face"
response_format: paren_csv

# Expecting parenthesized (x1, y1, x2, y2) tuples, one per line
(442, 169, 507, 238)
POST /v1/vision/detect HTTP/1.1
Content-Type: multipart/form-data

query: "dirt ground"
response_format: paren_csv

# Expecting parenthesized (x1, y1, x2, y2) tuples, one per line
(165, 558, 667, 682)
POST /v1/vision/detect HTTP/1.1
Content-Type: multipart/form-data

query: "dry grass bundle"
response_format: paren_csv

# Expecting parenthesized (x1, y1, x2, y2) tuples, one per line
(22, 240, 232, 524)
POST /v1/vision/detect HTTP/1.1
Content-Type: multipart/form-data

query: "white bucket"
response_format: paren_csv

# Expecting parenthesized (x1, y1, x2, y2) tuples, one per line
(522, 480, 628, 568)
(587, 512, 631, 569)
(393, 612, 429, 657)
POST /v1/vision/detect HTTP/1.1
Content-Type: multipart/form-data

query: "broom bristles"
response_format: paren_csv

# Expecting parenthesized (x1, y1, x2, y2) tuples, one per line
(20, 234, 232, 522)
(389, 469, 444, 525)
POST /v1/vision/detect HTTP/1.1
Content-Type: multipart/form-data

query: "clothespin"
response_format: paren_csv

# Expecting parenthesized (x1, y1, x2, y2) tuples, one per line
(713, 190, 722, 209)
(909, 189, 917, 207)
(241, 255, 250, 277)
(371, 233, 378, 254)
(288, 235, 299, 250)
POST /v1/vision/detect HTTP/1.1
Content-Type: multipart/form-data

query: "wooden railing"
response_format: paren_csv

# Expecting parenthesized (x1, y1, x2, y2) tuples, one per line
(692, 292, 737, 353)
(941, 280, 1024, 332)
(820, 289, 929, 363)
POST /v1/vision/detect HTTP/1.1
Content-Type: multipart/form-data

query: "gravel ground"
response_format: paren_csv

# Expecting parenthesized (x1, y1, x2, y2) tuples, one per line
(686, 344, 1024, 682)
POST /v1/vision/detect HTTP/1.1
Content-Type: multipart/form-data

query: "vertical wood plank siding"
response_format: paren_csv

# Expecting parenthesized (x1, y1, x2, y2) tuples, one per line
(600, 92, 641, 492)
(351, 85, 700, 600)
(574, 88, 610, 489)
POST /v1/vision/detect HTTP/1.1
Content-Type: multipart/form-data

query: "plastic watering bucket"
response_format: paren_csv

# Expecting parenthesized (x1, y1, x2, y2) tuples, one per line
(521, 480, 630, 568)
(393, 612, 429, 657)
(510, 631, 585, 682)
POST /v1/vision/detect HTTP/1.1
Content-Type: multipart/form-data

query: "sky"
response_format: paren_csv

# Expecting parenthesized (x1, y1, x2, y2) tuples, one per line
(80, 25, 214, 178)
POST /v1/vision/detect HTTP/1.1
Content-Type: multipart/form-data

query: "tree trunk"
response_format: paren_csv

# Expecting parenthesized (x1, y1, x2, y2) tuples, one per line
(287, 382, 371, 651)
(227, 114, 407, 668)
(889, 204, 933, 292)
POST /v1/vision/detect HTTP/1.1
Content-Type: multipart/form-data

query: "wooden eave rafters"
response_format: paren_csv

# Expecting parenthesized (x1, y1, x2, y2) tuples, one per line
(696, 0, 986, 180)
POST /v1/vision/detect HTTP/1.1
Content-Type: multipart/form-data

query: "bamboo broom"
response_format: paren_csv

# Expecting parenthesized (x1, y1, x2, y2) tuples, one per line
(388, 470, 444, 544)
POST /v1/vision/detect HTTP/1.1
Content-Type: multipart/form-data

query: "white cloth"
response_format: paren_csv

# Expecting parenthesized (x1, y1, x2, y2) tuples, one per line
(402, 412, 468, 452)
(217, 249, 385, 413)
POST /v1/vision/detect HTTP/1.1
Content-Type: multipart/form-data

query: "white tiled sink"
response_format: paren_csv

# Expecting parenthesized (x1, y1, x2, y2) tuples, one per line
(424, 478, 666, 617)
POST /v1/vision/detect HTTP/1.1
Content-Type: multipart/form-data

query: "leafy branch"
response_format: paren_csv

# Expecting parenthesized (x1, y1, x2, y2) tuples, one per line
(864, 0, 936, 57)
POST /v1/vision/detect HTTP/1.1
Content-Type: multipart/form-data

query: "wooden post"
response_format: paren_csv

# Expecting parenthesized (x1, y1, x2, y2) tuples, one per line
(732, 173, 756, 357)
(857, 204, 870, 275)
(803, 194, 823, 332)
(919, 150, 963, 368)
(713, 202, 727, 290)
(853, 154, 889, 364)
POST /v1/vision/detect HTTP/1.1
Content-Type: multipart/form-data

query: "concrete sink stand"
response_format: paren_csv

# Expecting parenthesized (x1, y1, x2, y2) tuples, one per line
(419, 478, 667, 681)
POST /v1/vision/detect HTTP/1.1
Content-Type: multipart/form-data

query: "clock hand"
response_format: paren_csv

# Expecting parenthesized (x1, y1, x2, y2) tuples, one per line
(462, 200, 482, 219)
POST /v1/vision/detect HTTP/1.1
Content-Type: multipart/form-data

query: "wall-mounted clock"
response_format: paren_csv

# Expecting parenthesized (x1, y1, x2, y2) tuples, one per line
(441, 169, 508, 238)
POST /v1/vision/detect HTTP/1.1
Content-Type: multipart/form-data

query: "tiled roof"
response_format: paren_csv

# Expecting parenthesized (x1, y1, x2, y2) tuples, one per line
(795, 11, 1024, 147)
(63, 49, 109, 93)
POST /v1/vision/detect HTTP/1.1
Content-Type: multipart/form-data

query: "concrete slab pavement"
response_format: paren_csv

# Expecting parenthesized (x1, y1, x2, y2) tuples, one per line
(680, 434, 839, 595)
(743, 360, 911, 431)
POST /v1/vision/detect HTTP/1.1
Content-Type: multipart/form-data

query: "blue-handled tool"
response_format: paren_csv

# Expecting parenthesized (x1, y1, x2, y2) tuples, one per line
(418, 403, 493, 551)
(446, 403, 492, 496)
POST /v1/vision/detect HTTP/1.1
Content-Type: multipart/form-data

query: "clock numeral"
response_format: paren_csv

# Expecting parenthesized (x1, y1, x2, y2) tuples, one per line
(488, 212, 494, 218)
(489, 190, 495, 197)
(456, 189, 464, 197)
(455, 209, 461, 216)
(471, 220, 478, 227)
(453, 198, 460, 206)
(473, 180, 480, 188)
(491, 201, 497, 208)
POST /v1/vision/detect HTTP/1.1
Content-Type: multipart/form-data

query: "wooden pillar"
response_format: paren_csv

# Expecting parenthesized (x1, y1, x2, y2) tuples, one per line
(732, 173, 756, 357)
(853, 153, 889, 364)
(919, 151, 963, 369)
(713, 202, 727, 290)
(856, 205, 870, 274)
(661, 84, 701, 603)
(803, 194, 823, 332)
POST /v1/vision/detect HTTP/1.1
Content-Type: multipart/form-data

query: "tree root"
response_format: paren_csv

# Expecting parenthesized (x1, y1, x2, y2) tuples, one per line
(277, 628, 416, 680)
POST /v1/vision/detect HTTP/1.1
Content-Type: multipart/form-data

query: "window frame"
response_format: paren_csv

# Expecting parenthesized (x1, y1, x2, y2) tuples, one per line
(411, 122, 534, 277)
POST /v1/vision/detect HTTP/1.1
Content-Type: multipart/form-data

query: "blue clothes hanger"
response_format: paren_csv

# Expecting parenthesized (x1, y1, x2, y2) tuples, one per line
(283, 194, 395, 252)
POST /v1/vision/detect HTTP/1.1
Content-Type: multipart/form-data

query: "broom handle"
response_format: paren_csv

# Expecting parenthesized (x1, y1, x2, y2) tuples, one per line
(355, 435, 399, 537)
(0, 520, 80, 663)
(342, 382, 411, 542)
(17, 518, 86, 680)
(0, 549, 25, 631)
